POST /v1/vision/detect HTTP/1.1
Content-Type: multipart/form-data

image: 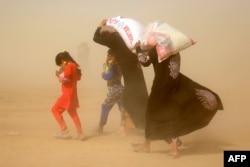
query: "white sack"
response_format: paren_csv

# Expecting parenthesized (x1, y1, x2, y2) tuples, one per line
(106, 16, 144, 50)
(140, 21, 195, 62)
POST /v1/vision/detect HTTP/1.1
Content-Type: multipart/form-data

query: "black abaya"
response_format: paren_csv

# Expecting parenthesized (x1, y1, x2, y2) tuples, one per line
(139, 48, 223, 140)
(93, 27, 148, 129)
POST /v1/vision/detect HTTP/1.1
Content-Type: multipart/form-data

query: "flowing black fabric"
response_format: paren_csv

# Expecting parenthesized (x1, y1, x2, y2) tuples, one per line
(93, 28, 148, 129)
(142, 48, 223, 140)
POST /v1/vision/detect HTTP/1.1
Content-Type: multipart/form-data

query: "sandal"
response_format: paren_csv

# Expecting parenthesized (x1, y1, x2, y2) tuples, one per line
(54, 129, 71, 139)
(131, 142, 150, 153)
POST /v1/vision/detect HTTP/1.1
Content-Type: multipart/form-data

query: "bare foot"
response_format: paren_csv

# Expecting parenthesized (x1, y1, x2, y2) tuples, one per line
(117, 126, 127, 136)
(168, 138, 180, 158)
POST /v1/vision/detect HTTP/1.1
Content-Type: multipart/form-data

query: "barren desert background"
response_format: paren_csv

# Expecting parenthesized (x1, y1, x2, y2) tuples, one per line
(1, 0, 250, 167)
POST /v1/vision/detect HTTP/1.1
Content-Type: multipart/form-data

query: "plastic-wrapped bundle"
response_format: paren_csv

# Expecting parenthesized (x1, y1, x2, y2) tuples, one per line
(140, 21, 196, 62)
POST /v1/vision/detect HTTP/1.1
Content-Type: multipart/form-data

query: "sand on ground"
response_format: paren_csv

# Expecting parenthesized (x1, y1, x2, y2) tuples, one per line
(0, 83, 249, 167)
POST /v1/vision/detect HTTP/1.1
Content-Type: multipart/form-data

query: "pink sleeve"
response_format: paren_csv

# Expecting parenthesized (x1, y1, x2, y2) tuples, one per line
(59, 72, 70, 82)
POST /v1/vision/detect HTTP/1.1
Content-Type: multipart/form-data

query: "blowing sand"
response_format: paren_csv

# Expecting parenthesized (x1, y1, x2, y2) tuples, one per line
(0, 83, 249, 167)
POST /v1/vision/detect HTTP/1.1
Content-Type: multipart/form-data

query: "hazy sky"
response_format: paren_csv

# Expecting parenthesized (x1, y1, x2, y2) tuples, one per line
(1, 0, 250, 108)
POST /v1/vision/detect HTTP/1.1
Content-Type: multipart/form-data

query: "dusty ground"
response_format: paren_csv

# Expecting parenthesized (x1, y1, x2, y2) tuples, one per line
(1, 84, 249, 167)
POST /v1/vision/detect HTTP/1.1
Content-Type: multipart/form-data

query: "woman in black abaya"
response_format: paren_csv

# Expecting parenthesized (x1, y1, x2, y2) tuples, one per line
(133, 45, 223, 156)
(93, 19, 148, 130)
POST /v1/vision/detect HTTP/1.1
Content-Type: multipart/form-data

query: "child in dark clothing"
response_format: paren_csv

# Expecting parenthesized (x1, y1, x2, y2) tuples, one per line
(98, 49, 126, 135)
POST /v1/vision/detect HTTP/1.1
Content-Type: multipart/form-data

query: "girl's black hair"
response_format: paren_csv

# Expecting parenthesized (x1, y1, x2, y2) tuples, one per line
(55, 51, 79, 67)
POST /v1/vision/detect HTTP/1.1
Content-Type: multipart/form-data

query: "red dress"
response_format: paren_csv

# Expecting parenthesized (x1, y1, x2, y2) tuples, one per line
(55, 62, 79, 110)
(52, 62, 82, 133)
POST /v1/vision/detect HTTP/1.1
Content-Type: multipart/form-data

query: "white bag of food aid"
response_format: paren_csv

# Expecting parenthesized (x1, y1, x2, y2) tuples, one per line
(106, 16, 144, 50)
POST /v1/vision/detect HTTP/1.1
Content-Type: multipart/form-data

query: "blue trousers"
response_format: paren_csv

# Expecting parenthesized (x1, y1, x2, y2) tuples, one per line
(99, 85, 124, 127)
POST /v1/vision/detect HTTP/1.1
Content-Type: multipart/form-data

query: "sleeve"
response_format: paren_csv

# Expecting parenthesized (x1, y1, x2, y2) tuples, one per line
(93, 27, 123, 49)
(102, 64, 116, 80)
(63, 63, 73, 78)
(93, 27, 113, 47)
(136, 47, 151, 67)
(168, 53, 181, 79)
(93, 27, 106, 45)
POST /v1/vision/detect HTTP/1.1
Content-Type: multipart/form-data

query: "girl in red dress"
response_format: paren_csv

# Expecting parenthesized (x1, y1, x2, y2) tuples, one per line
(52, 51, 85, 140)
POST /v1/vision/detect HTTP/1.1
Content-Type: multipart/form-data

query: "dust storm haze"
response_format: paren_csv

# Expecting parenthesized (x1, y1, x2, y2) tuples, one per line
(1, 0, 249, 110)
(0, 0, 250, 167)
(1, 0, 250, 91)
